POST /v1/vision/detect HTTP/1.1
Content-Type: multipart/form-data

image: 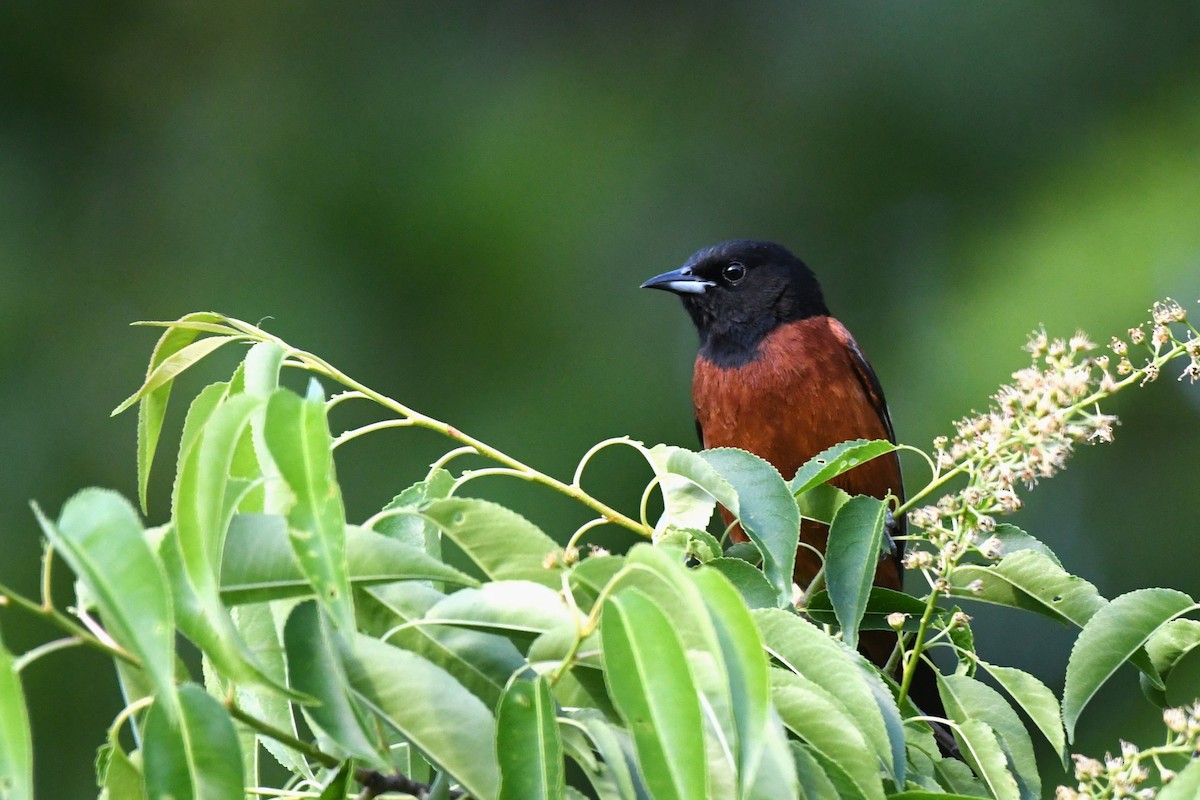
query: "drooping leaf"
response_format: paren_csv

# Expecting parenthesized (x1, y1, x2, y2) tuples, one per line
(143, 684, 244, 800)
(220, 515, 476, 604)
(1063, 588, 1196, 741)
(825, 495, 888, 651)
(363, 584, 528, 710)
(977, 660, 1066, 766)
(1140, 619, 1200, 708)
(0, 629, 32, 800)
(374, 469, 455, 556)
(952, 719, 1019, 800)
(420, 497, 561, 586)
(789, 439, 899, 496)
(601, 588, 708, 800)
(497, 676, 566, 800)
(754, 608, 894, 778)
(264, 382, 355, 633)
(115, 313, 241, 512)
(789, 742, 838, 800)
(568, 709, 647, 800)
(794, 483, 852, 526)
(316, 763, 354, 800)
(339, 633, 500, 800)
(34, 490, 177, 720)
(426, 581, 578, 644)
(938, 674, 1040, 800)
(770, 668, 885, 800)
(950, 549, 1106, 627)
(282, 602, 387, 768)
(700, 448, 800, 607)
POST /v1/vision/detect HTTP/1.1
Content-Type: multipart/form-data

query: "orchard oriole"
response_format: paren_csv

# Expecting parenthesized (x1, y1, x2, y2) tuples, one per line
(643, 239, 950, 739)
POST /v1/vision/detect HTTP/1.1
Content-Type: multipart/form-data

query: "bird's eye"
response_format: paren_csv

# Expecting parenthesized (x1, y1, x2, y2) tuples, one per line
(722, 262, 747, 284)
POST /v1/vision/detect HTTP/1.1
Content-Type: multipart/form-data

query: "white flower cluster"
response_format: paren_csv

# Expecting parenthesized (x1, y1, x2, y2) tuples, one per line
(1055, 703, 1200, 800)
(903, 299, 1198, 586)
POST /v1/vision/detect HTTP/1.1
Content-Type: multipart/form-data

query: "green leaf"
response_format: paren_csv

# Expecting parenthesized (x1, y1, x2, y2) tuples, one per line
(568, 709, 646, 800)
(0, 630, 32, 800)
(374, 469, 455, 556)
(753, 608, 895, 779)
(230, 602, 310, 778)
(700, 448, 800, 607)
(793, 483, 852, 525)
(825, 495, 888, 651)
(790, 743, 838, 800)
(789, 439, 899, 495)
(976, 660, 1066, 767)
(1140, 619, 1200, 708)
(771, 669, 885, 800)
(143, 684, 244, 800)
(952, 719, 1019, 800)
(117, 313, 241, 512)
(690, 567, 774, 795)
(426, 580, 578, 643)
(938, 674, 1040, 800)
(966, 524, 1061, 568)
(34, 490, 177, 719)
(601, 588, 708, 800)
(1159, 757, 1200, 800)
(949, 549, 1106, 626)
(706, 558, 778, 610)
(805, 587, 928, 631)
(497, 676, 565, 800)
(362, 584, 528, 710)
(1063, 588, 1196, 741)
(316, 763, 354, 800)
(643, 444, 726, 534)
(97, 741, 146, 800)
(339, 633, 500, 800)
(420, 497, 561, 586)
(264, 383, 356, 633)
(220, 515, 477, 604)
(282, 602, 387, 768)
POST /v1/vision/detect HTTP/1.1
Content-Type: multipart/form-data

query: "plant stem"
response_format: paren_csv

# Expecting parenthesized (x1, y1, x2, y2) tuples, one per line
(0, 581, 138, 666)
(226, 702, 341, 769)
(897, 588, 942, 706)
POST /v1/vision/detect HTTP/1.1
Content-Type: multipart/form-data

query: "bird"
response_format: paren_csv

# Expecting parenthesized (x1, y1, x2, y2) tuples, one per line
(641, 239, 950, 742)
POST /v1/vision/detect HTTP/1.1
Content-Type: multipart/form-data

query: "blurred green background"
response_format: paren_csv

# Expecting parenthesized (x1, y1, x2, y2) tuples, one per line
(2, 2, 1199, 794)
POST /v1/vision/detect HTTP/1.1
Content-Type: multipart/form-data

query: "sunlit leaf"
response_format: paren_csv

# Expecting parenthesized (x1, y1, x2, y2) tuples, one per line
(34, 490, 177, 720)
(339, 633, 500, 800)
(789, 439, 899, 496)
(643, 444, 725, 534)
(705, 557, 777, 610)
(143, 684, 244, 800)
(825, 495, 888, 651)
(601, 588, 707, 800)
(789, 742, 838, 800)
(264, 383, 355, 633)
(421, 497, 561, 586)
(96, 741, 145, 800)
(497, 676, 565, 800)
(426, 580, 577, 644)
(1063, 588, 1196, 741)
(0, 629, 32, 800)
(700, 448, 799, 607)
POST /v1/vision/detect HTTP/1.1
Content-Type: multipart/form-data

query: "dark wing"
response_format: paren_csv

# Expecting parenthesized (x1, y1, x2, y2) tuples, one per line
(836, 328, 907, 560)
(694, 416, 705, 447)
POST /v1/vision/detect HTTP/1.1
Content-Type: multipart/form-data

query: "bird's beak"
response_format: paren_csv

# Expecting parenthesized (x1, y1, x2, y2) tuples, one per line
(639, 267, 715, 295)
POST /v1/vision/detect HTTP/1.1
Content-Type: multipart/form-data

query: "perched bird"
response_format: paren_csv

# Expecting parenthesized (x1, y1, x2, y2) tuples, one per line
(642, 240, 948, 733)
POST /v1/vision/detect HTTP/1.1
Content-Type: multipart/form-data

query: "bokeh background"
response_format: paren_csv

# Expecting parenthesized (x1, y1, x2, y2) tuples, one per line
(3, 2, 1200, 794)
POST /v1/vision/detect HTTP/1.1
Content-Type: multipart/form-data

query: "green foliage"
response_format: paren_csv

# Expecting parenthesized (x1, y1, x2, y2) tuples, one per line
(1, 310, 1199, 799)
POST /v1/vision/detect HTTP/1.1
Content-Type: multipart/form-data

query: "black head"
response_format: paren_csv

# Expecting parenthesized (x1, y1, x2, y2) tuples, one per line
(641, 240, 829, 367)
